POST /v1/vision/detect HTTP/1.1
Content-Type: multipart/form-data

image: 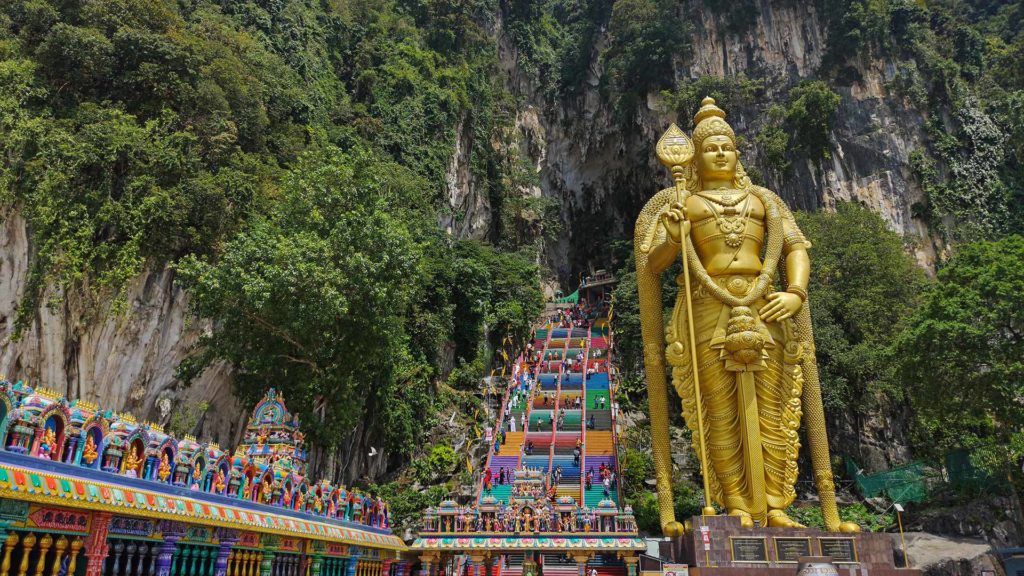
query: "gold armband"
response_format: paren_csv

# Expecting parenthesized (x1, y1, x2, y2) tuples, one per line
(787, 285, 808, 302)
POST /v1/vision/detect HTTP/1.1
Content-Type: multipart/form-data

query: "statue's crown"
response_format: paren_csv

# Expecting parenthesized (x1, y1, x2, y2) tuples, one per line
(692, 96, 735, 148)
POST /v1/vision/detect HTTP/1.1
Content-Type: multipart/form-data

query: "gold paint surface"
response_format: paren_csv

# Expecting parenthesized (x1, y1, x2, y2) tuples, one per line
(635, 98, 860, 534)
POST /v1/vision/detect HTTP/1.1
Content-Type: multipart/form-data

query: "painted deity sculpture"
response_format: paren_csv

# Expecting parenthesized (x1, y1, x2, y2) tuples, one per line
(635, 98, 859, 534)
(81, 436, 98, 465)
(39, 428, 57, 459)
(123, 449, 141, 478)
(157, 454, 171, 482)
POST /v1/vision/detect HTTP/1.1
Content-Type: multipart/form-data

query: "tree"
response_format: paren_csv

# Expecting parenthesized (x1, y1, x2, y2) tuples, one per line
(177, 144, 435, 453)
(605, 0, 690, 98)
(897, 235, 1024, 473)
(797, 202, 926, 410)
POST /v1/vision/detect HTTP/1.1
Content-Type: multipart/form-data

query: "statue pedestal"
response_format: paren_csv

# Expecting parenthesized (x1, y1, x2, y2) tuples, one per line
(660, 515, 922, 575)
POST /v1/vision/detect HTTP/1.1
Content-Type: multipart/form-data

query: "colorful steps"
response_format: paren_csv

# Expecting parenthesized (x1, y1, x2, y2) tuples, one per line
(584, 433, 613, 456)
(497, 433, 523, 456)
(584, 486, 619, 507)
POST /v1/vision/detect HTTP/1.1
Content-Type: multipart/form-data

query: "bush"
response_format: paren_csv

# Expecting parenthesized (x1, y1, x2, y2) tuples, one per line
(605, 0, 690, 97)
(413, 445, 459, 485)
(786, 502, 893, 532)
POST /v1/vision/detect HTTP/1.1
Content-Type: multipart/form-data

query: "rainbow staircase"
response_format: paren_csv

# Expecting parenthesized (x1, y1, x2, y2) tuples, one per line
(477, 313, 622, 515)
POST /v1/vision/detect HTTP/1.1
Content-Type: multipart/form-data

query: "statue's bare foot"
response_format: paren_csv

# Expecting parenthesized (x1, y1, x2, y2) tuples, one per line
(767, 509, 805, 528)
(729, 509, 754, 528)
(836, 521, 861, 533)
(662, 520, 686, 537)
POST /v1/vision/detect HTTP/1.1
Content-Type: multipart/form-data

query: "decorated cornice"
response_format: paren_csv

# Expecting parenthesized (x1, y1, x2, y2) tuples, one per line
(410, 535, 645, 552)
(0, 458, 405, 552)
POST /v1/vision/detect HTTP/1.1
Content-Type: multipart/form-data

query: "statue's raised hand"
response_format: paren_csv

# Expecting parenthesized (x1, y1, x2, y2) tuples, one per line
(661, 201, 690, 244)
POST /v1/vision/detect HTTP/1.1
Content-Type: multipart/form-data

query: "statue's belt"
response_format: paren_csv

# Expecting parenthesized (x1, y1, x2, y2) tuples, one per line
(676, 273, 769, 302)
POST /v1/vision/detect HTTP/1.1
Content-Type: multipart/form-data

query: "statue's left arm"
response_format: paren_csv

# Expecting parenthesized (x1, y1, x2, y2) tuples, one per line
(761, 216, 810, 322)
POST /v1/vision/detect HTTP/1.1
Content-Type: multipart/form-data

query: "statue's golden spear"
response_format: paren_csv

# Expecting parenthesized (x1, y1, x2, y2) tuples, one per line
(655, 124, 716, 518)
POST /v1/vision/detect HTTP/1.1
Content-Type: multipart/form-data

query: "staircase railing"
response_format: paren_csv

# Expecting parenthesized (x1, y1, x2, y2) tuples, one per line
(605, 325, 623, 503)
(579, 324, 592, 503)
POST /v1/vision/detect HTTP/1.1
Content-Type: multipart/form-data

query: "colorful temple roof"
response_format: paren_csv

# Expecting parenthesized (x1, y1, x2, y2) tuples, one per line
(0, 381, 403, 551)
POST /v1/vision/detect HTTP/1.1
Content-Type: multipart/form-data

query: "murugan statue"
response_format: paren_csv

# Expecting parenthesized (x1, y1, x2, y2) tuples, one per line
(635, 98, 859, 535)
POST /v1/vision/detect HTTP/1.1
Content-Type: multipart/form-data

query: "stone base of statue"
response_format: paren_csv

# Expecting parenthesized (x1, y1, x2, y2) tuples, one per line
(658, 515, 922, 575)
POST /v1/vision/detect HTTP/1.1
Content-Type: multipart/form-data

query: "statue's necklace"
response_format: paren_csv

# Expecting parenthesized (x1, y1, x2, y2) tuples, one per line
(700, 192, 751, 248)
(696, 188, 749, 207)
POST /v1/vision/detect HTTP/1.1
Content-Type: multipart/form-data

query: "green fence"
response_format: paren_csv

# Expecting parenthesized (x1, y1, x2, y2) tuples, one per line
(845, 457, 928, 504)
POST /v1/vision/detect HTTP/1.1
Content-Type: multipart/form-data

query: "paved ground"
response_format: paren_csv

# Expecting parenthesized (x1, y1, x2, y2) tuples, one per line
(901, 531, 996, 574)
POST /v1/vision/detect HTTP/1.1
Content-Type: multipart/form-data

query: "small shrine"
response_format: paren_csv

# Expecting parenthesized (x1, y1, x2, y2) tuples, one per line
(419, 467, 637, 535)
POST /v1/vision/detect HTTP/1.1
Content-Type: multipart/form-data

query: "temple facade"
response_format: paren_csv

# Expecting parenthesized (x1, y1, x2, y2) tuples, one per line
(0, 383, 407, 576)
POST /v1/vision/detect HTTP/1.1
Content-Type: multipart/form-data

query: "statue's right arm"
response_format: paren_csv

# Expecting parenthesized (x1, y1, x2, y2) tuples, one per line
(647, 236, 679, 274)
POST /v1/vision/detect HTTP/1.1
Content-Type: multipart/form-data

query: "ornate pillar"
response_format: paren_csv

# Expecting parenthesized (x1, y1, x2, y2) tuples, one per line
(68, 537, 84, 576)
(571, 554, 592, 576)
(214, 529, 239, 576)
(110, 541, 125, 576)
(29, 427, 43, 456)
(16, 532, 35, 576)
(153, 521, 185, 576)
(136, 542, 151, 576)
(48, 536, 68, 576)
(84, 512, 113, 576)
(623, 557, 638, 576)
(309, 555, 323, 576)
(32, 534, 52, 576)
(2, 533, 19, 576)
(415, 556, 431, 576)
(240, 552, 253, 576)
(259, 551, 275, 576)
(344, 556, 357, 576)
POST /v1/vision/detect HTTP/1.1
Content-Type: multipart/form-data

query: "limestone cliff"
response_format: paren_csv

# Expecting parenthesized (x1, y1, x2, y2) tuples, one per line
(0, 210, 246, 447)
(492, 1, 937, 284)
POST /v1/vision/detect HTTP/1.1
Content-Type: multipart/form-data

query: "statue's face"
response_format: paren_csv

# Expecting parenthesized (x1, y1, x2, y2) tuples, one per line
(697, 134, 738, 181)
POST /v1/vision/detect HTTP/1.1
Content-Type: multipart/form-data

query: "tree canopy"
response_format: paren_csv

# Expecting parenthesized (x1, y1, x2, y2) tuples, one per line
(897, 235, 1024, 473)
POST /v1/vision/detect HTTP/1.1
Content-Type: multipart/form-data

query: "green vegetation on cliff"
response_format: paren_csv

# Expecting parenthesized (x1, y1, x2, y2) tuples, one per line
(0, 0, 545, 462)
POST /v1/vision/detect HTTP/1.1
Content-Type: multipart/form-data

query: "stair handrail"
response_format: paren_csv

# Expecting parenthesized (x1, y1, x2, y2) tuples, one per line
(477, 349, 519, 503)
(605, 323, 623, 504)
(519, 323, 551, 484)
(545, 332, 569, 488)
(579, 323, 592, 504)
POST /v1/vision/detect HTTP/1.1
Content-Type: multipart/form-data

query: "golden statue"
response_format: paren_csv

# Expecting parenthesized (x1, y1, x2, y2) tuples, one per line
(157, 454, 171, 482)
(123, 449, 141, 477)
(635, 97, 859, 534)
(81, 436, 98, 465)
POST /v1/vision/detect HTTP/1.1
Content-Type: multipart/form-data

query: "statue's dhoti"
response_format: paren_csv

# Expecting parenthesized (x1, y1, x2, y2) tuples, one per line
(667, 274, 804, 521)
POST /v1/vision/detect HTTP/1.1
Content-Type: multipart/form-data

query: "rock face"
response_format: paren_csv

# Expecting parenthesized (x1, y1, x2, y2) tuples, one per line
(0, 211, 246, 448)
(1, 0, 931, 481)
(514, 1, 935, 281)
